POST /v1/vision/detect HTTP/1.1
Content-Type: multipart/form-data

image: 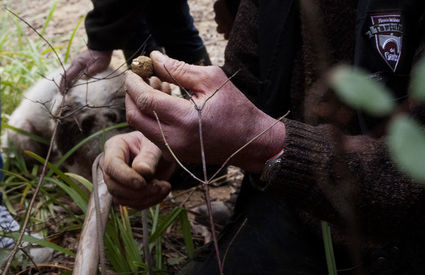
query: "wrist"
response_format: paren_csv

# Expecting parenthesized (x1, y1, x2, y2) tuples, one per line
(237, 117, 286, 174)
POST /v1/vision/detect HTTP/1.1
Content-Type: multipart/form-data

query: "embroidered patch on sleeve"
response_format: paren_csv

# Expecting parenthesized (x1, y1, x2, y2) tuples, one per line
(365, 12, 403, 72)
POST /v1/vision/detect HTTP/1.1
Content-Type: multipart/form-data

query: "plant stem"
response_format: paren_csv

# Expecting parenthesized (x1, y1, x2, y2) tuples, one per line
(142, 209, 153, 275)
(196, 109, 223, 275)
(2, 123, 58, 275)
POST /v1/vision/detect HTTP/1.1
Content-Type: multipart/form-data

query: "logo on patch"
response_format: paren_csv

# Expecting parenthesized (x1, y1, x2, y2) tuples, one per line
(366, 12, 403, 72)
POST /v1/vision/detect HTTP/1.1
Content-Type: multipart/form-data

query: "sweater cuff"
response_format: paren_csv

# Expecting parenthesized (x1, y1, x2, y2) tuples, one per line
(260, 119, 333, 200)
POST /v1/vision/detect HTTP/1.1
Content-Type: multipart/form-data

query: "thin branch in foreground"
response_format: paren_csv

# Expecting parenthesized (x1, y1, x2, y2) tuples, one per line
(200, 69, 240, 110)
(5, 8, 66, 93)
(196, 109, 223, 275)
(222, 218, 247, 269)
(3, 9, 78, 274)
(208, 111, 290, 183)
(153, 111, 204, 184)
(18, 247, 41, 274)
(2, 123, 59, 275)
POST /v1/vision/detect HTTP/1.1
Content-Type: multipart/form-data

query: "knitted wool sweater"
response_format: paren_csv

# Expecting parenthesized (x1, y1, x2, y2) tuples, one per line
(223, 0, 425, 272)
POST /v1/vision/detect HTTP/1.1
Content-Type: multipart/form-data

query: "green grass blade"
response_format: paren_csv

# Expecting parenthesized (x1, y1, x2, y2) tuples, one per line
(155, 239, 162, 270)
(0, 169, 32, 182)
(150, 207, 184, 242)
(3, 123, 50, 145)
(151, 204, 160, 232)
(45, 177, 88, 213)
(4, 232, 75, 257)
(40, 1, 57, 36)
(118, 211, 143, 272)
(104, 211, 132, 271)
(179, 209, 194, 258)
(65, 172, 93, 192)
(321, 221, 337, 275)
(64, 15, 85, 64)
(24, 151, 88, 202)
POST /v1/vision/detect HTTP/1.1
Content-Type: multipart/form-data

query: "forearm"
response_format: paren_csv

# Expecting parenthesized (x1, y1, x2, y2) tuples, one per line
(262, 114, 425, 238)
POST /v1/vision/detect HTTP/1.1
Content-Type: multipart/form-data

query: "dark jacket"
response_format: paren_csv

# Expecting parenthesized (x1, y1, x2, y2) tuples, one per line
(223, 0, 425, 273)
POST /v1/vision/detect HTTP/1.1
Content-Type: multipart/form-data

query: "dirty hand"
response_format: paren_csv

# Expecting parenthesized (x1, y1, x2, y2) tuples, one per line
(61, 49, 112, 91)
(100, 131, 175, 209)
(125, 51, 286, 174)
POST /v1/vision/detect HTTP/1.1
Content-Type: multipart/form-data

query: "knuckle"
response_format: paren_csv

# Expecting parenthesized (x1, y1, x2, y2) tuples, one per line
(105, 183, 117, 196)
(103, 162, 117, 179)
(126, 109, 139, 126)
(169, 60, 189, 80)
(136, 92, 154, 112)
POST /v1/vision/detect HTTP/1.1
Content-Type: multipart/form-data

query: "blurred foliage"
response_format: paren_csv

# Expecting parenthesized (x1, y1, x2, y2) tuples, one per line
(330, 63, 425, 183)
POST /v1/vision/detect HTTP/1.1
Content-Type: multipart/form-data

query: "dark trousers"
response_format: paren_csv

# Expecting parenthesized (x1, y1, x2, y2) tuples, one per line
(178, 177, 327, 275)
(123, 0, 209, 65)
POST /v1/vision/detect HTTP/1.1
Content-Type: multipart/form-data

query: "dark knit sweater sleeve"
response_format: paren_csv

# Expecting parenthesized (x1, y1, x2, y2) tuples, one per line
(85, 0, 144, 51)
(265, 111, 425, 238)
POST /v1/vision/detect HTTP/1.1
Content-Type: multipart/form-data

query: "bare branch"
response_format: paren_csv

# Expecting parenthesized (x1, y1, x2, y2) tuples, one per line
(6, 8, 67, 93)
(196, 108, 223, 275)
(163, 65, 198, 107)
(153, 111, 204, 184)
(19, 247, 41, 274)
(200, 69, 240, 111)
(2, 122, 60, 274)
(209, 111, 290, 183)
(222, 218, 247, 269)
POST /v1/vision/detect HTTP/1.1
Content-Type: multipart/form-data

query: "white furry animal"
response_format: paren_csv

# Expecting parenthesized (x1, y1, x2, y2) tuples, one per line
(3, 67, 127, 179)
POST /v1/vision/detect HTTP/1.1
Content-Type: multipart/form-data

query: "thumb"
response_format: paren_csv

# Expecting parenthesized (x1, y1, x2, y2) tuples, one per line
(150, 51, 219, 93)
(131, 137, 162, 181)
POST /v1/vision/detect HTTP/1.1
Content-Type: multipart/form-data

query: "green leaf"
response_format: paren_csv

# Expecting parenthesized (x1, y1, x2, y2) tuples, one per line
(387, 116, 425, 182)
(3, 232, 75, 257)
(410, 57, 425, 102)
(330, 65, 395, 116)
(179, 209, 194, 258)
(40, 1, 57, 37)
(64, 15, 86, 64)
(3, 123, 50, 145)
(45, 177, 88, 213)
(65, 173, 93, 192)
(104, 211, 132, 271)
(25, 151, 89, 202)
(321, 221, 337, 275)
(117, 211, 143, 272)
(150, 207, 184, 242)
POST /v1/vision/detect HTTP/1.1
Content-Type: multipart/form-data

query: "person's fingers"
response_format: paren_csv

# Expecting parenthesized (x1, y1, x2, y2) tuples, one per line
(149, 76, 162, 90)
(125, 94, 161, 137)
(85, 56, 111, 77)
(111, 179, 171, 210)
(60, 62, 86, 91)
(161, 82, 172, 95)
(132, 137, 162, 180)
(149, 76, 172, 95)
(102, 135, 148, 190)
(125, 72, 192, 121)
(150, 51, 223, 93)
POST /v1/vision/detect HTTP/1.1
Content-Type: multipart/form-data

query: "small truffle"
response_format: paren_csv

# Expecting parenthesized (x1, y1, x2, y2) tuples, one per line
(131, 56, 154, 79)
